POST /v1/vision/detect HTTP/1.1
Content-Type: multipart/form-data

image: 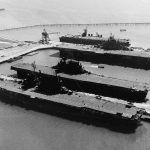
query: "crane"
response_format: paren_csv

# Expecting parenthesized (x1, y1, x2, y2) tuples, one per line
(40, 29, 60, 44)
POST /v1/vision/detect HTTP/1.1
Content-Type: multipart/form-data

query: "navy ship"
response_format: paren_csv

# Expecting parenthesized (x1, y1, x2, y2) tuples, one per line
(59, 28, 130, 50)
(0, 62, 142, 131)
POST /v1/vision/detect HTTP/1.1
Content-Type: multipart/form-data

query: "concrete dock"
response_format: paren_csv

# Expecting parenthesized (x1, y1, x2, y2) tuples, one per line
(0, 42, 61, 64)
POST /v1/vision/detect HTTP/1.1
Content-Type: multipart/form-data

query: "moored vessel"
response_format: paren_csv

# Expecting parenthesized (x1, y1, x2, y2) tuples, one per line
(59, 28, 130, 50)
(0, 62, 143, 131)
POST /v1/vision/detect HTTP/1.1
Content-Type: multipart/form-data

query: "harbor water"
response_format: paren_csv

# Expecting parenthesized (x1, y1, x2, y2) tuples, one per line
(0, 24, 150, 150)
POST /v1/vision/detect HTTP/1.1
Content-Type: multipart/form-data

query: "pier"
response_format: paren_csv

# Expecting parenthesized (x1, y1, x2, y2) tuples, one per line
(0, 42, 61, 64)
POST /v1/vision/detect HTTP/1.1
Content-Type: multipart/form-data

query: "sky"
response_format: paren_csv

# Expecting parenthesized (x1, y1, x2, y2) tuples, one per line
(0, 0, 150, 28)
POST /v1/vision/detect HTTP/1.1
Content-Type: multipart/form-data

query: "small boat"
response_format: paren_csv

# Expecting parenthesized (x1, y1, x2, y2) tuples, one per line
(120, 29, 126, 32)
(0, 8, 5, 11)
(7, 56, 22, 63)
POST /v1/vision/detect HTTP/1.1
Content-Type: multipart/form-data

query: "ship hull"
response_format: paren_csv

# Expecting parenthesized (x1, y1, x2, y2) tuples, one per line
(0, 85, 141, 132)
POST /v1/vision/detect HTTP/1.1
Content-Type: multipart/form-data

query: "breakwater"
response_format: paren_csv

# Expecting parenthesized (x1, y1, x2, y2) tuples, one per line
(0, 23, 150, 32)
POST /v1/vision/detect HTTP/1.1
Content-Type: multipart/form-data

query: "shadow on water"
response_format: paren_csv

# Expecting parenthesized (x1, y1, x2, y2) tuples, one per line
(0, 96, 142, 134)
(141, 116, 150, 123)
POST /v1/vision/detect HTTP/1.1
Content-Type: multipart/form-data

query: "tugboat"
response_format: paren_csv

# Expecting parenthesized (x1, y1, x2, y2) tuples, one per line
(120, 29, 127, 32)
(100, 33, 130, 50)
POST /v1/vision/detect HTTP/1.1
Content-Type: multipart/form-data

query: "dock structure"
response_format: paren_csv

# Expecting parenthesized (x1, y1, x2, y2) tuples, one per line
(54, 44, 150, 69)
(11, 63, 149, 102)
(0, 42, 61, 64)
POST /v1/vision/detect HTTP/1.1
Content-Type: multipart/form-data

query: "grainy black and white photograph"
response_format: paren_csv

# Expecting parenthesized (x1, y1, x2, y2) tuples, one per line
(0, 0, 150, 150)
